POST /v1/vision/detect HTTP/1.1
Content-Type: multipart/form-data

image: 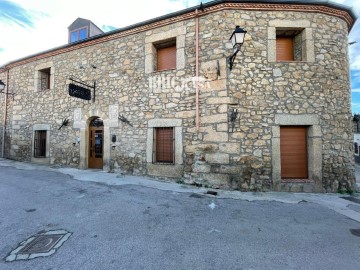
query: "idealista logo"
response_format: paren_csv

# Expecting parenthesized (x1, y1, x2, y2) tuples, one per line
(148, 75, 211, 92)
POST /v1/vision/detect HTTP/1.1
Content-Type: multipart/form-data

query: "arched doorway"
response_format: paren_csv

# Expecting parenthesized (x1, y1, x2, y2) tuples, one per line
(88, 117, 104, 169)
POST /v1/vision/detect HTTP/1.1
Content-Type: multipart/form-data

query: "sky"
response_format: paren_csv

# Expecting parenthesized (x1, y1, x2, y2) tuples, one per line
(0, 0, 359, 111)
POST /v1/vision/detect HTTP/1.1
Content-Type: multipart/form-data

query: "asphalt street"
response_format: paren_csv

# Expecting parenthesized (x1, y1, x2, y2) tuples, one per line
(0, 162, 360, 270)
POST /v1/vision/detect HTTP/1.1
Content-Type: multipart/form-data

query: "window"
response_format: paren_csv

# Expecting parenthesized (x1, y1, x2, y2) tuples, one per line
(34, 130, 47, 158)
(353, 120, 359, 133)
(34, 62, 54, 92)
(276, 29, 303, 61)
(70, 27, 88, 43)
(39, 68, 51, 90)
(154, 127, 174, 164)
(144, 26, 186, 73)
(268, 20, 314, 63)
(155, 39, 176, 71)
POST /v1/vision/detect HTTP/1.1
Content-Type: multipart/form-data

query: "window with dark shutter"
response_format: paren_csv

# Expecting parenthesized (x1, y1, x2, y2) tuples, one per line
(154, 127, 174, 163)
(276, 37, 294, 61)
(157, 44, 176, 71)
(34, 130, 47, 158)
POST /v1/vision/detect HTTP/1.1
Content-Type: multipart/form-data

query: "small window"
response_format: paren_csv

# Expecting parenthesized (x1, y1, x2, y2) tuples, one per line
(355, 143, 359, 154)
(354, 121, 359, 133)
(276, 29, 303, 61)
(34, 130, 47, 158)
(155, 39, 176, 71)
(70, 27, 88, 43)
(39, 68, 51, 90)
(154, 127, 174, 164)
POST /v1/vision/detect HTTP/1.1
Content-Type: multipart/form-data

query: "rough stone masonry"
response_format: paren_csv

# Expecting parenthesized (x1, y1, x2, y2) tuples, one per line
(0, 1, 356, 192)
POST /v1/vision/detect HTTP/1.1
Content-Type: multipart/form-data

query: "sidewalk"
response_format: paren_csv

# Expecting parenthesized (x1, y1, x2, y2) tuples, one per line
(1, 158, 360, 223)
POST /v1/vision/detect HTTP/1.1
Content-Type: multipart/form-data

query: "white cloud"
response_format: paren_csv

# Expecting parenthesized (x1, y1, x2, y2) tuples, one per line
(0, 0, 203, 65)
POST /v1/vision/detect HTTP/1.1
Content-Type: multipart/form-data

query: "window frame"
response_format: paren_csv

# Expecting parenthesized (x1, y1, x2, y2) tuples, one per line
(276, 29, 303, 62)
(145, 26, 186, 74)
(268, 20, 314, 63)
(34, 62, 54, 92)
(39, 68, 51, 90)
(155, 39, 177, 71)
(69, 27, 88, 43)
(146, 119, 183, 166)
(153, 127, 175, 164)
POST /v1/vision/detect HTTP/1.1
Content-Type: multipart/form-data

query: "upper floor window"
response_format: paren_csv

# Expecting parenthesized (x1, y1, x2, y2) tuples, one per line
(34, 62, 54, 92)
(70, 27, 88, 43)
(144, 26, 186, 74)
(155, 39, 176, 71)
(276, 29, 303, 62)
(268, 20, 314, 63)
(39, 68, 51, 90)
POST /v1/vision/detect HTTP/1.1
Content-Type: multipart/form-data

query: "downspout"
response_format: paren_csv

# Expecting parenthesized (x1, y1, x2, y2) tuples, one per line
(1, 69, 9, 158)
(195, 9, 200, 132)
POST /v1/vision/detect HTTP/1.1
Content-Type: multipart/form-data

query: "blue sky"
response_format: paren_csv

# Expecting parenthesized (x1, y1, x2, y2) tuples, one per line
(0, 0, 359, 112)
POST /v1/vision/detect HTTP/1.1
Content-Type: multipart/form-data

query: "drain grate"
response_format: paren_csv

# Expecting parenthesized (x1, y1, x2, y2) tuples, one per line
(18, 234, 65, 254)
(5, 230, 72, 262)
(350, 229, 360, 237)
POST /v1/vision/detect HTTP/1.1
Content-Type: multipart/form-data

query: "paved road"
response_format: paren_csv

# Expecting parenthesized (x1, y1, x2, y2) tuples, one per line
(0, 165, 360, 270)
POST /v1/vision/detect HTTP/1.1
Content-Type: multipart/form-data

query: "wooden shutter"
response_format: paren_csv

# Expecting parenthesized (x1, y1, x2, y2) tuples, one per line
(155, 127, 174, 163)
(276, 38, 294, 61)
(280, 127, 308, 179)
(157, 46, 176, 71)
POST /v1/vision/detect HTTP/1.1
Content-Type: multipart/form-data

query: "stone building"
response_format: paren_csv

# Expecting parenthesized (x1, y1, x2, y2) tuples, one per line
(353, 114, 360, 163)
(0, 0, 357, 192)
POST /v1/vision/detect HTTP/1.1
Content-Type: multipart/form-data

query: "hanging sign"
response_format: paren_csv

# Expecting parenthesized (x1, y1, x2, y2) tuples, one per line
(68, 83, 91, 100)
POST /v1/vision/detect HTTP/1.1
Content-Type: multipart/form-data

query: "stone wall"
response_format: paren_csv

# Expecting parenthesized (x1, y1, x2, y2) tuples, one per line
(0, 7, 355, 192)
(0, 72, 6, 158)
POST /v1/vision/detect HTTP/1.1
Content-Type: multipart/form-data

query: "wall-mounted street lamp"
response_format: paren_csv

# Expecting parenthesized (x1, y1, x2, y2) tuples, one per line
(0, 79, 15, 98)
(228, 26, 247, 70)
(0, 80, 5, 91)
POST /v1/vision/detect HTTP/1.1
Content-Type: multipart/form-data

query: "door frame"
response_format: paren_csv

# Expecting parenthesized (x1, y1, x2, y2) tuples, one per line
(77, 115, 110, 171)
(280, 126, 308, 179)
(88, 123, 104, 169)
(271, 114, 322, 191)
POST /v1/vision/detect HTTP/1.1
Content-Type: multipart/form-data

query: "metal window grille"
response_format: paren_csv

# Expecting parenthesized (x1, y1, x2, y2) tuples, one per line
(153, 127, 174, 164)
(34, 130, 47, 158)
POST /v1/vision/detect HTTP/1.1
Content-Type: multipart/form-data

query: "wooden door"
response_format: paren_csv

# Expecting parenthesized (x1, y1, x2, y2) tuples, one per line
(88, 126, 104, 169)
(280, 126, 308, 179)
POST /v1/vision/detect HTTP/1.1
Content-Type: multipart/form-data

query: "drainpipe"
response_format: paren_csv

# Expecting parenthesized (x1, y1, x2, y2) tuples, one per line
(1, 69, 9, 158)
(195, 9, 200, 132)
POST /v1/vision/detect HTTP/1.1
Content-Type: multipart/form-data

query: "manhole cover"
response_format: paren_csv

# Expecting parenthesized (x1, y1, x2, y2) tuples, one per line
(18, 234, 65, 254)
(5, 230, 71, 262)
(341, 196, 360, 204)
